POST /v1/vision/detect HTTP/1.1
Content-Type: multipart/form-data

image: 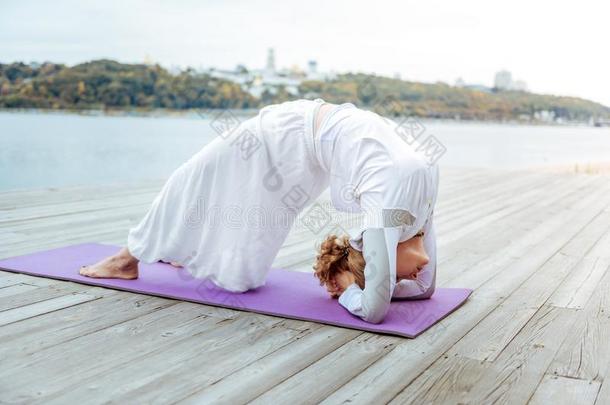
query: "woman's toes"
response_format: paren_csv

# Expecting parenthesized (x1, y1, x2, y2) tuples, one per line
(79, 265, 100, 278)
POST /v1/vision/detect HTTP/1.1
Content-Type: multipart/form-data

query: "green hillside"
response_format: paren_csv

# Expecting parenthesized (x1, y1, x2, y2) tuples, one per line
(1, 60, 608, 121)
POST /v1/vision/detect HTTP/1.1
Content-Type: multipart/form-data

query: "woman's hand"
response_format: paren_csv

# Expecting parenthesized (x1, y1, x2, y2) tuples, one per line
(325, 278, 342, 299)
(334, 271, 357, 292)
(325, 271, 356, 299)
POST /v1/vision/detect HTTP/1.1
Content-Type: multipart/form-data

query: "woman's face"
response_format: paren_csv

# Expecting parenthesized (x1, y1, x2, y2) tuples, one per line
(396, 229, 429, 281)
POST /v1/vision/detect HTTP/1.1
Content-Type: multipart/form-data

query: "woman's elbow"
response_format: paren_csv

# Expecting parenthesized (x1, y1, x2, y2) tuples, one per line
(418, 283, 435, 299)
(362, 307, 389, 324)
(408, 271, 437, 300)
(407, 282, 435, 300)
(363, 314, 385, 324)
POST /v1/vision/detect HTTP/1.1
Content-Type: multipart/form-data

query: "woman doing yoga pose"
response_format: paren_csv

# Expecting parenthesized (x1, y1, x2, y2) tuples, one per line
(79, 98, 439, 324)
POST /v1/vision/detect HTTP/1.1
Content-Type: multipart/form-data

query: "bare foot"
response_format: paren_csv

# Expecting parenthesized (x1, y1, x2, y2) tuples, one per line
(79, 249, 139, 279)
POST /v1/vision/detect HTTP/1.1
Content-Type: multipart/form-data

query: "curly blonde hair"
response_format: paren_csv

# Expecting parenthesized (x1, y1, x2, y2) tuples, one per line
(313, 233, 366, 291)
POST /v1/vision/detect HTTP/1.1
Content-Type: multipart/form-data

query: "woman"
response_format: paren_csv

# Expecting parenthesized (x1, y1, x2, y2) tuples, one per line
(79, 98, 439, 324)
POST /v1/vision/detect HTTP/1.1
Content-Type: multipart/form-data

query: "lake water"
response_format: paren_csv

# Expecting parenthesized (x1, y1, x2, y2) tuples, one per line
(1, 111, 609, 191)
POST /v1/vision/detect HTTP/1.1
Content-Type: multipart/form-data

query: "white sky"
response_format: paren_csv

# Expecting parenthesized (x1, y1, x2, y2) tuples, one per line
(1, 0, 608, 106)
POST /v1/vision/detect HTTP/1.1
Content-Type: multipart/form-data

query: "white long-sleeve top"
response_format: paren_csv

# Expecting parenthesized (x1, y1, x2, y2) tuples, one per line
(338, 209, 437, 324)
(313, 101, 440, 323)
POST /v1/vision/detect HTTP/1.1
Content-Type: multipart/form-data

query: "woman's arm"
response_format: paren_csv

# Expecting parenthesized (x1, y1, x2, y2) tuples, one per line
(337, 226, 401, 324)
(393, 212, 436, 299)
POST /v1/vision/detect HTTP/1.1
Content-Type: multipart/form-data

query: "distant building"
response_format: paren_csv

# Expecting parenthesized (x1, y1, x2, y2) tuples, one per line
(494, 70, 528, 91)
(534, 110, 556, 123)
(512, 80, 528, 91)
(143, 54, 154, 66)
(593, 118, 610, 127)
(308, 60, 317, 75)
(266, 48, 276, 74)
(455, 77, 492, 93)
(494, 70, 513, 90)
(204, 48, 334, 98)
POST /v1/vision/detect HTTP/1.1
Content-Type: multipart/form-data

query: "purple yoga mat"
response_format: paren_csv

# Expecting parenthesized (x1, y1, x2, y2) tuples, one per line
(0, 243, 472, 338)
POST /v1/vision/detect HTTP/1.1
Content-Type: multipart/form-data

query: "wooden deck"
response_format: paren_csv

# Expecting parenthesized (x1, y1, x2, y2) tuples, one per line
(1, 166, 609, 404)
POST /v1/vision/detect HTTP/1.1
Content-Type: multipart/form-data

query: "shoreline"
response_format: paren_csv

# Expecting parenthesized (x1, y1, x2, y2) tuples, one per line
(537, 161, 610, 175)
(0, 161, 610, 196)
(0, 107, 600, 128)
(3, 162, 609, 194)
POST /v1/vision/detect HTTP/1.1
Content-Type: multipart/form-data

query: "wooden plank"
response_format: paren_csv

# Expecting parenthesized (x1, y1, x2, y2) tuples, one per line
(447, 254, 578, 362)
(0, 294, 177, 360)
(248, 334, 398, 404)
(529, 374, 601, 405)
(104, 320, 346, 403)
(548, 257, 610, 309)
(437, 172, 574, 232)
(442, 171, 598, 248)
(5, 203, 147, 234)
(421, 172, 558, 241)
(0, 180, 162, 209)
(43, 317, 323, 404)
(386, 355, 492, 405)
(0, 290, 103, 327)
(547, 267, 610, 381)
(444, 177, 610, 292)
(319, 295, 500, 404)
(437, 174, 599, 286)
(177, 327, 360, 403)
(438, 170, 551, 208)
(438, 175, 598, 246)
(0, 205, 149, 255)
(388, 306, 578, 404)
(0, 283, 38, 298)
(596, 359, 610, 405)
(447, 208, 610, 362)
(0, 228, 136, 259)
(0, 272, 61, 288)
(443, 170, 545, 226)
(0, 282, 89, 311)
(462, 305, 579, 405)
(384, 266, 577, 403)
(437, 168, 530, 200)
(0, 302, 259, 402)
(0, 191, 156, 224)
